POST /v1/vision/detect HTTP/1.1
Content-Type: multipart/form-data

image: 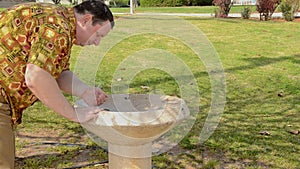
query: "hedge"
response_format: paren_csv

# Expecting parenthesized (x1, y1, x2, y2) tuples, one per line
(140, 0, 213, 7)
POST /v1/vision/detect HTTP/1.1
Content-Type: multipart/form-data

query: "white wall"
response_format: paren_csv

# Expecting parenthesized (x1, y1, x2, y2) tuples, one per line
(232, 0, 256, 5)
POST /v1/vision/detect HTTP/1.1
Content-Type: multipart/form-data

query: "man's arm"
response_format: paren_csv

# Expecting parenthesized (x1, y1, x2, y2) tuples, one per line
(56, 70, 89, 97)
(57, 70, 108, 106)
(25, 63, 99, 122)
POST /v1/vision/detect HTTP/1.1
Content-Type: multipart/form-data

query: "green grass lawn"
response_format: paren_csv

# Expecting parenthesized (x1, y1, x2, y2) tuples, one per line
(110, 5, 258, 14)
(10, 7, 300, 169)
(188, 18, 300, 168)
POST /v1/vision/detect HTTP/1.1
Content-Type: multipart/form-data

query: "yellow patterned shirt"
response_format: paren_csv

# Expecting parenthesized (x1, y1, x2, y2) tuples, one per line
(0, 3, 76, 124)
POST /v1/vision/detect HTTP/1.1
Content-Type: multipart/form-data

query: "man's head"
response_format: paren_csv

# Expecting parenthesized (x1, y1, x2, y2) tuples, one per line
(73, 0, 114, 46)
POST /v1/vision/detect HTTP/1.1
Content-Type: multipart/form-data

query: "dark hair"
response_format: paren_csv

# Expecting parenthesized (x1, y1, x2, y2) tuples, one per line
(74, 0, 114, 28)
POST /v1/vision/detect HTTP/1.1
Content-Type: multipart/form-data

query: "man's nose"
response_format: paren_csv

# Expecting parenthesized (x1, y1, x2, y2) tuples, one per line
(94, 38, 101, 46)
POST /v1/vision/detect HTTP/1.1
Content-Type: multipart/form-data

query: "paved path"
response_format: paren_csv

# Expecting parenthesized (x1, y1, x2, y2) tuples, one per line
(113, 12, 300, 18)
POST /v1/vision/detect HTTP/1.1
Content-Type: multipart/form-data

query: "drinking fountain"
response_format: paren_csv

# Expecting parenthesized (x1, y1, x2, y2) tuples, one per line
(76, 94, 189, 169)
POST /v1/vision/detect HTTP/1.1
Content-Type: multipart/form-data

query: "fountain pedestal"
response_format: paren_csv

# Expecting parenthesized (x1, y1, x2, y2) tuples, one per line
(78, 94, 189, 169)
(108, 143, 152, 169)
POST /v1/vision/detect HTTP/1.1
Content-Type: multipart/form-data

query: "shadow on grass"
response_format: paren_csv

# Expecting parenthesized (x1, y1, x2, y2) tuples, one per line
(15, 143, 108, 169)
(143, 53, 299, 167)
(226, 54, 300, 73)
(17, 53, 299, 168)
(204, 54, 300, 167)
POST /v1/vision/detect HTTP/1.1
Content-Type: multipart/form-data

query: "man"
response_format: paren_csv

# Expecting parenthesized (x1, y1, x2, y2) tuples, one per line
(0, 0, 114, 168)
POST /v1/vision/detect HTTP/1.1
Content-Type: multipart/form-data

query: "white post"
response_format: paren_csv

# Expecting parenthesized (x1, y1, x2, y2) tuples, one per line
(130, 0, 134, 14)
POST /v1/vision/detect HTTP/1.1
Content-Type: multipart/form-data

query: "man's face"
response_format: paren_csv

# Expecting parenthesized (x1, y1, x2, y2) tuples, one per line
(75, 17, 111, 46)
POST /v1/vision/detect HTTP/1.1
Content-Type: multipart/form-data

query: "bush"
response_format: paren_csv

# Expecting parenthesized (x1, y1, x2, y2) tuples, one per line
(140, 0, 178, 7)
(140, 0, 213, 7)
(114, 0, 129, 6)
(281, 2, 293, 21)
(213, 8, 221, 17)
(212, 0, 233, 17)
(256, 0, 282, 20)
(189, 0, 213, 6)
(280, 0, 299, 21)
(241, 7, 251, 19)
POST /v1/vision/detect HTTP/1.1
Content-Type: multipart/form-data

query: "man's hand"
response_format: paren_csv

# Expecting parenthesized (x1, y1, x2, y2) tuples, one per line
(81, 87, 108, 106)
(73, 106, 102, 123)
(57, 71, 108, 106)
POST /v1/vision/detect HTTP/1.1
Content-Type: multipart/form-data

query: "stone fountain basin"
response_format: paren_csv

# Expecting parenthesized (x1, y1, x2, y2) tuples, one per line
(77, 94, 189, 146)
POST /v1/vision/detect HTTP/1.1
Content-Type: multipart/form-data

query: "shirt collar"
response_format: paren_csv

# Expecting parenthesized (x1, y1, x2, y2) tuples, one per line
(68, 8, 76, 45)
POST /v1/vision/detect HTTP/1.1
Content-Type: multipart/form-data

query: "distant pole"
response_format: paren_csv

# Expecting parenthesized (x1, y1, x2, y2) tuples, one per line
(130, 0, 134, 14)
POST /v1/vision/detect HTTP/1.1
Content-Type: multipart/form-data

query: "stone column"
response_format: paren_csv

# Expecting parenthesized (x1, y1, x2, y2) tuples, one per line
(108, 143, 152, 169)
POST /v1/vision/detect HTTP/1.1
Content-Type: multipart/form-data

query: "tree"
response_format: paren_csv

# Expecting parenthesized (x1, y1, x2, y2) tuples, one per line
(256, 0, 282, 21)
(213, 0, 233, 18)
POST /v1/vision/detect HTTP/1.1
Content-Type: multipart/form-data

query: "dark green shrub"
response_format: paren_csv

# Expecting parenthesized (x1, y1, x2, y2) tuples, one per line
(213, 8, 221, 17)
(280, 0, 299, 21)
(199, 0, 213, 6)
(140, 0, 163, 7)
(162, 0, 183, 6)
(114, 0, 129, 6)
(281, 2, 293, 21)
(187, 0, 213, 6)
(140, 0, 213, 7)
(142, 0, 176, 7)
(241, 6, 251, 19)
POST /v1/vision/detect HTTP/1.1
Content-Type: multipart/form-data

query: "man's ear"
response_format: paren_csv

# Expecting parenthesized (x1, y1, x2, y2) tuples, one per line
(80, 14, 93, 27)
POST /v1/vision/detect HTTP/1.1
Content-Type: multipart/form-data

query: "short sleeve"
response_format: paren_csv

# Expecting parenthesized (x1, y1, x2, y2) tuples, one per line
(27, 23, 72, 78)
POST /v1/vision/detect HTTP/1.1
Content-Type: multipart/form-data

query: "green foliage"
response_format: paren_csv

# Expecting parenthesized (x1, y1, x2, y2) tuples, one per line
(213, 8, 221, 17)
(114, 0, 129, 6)
(281, 2, 293, 21)
(140, 0, 213, 7)
(198, 0, 213, 6)
(140, 0, 162, 7)
(22, 155, 61, 169)
(280, 0, 299, 21)
(140, 0, 183, 7)
(203, 160, 219, 169)
(183, 0, 214, 6)
(241, 6, 252, 19)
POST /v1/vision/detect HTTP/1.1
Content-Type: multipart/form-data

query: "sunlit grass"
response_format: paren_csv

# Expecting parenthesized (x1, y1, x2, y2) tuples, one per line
(110, 5, 258, 14)
(14, 12, 300, 169)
